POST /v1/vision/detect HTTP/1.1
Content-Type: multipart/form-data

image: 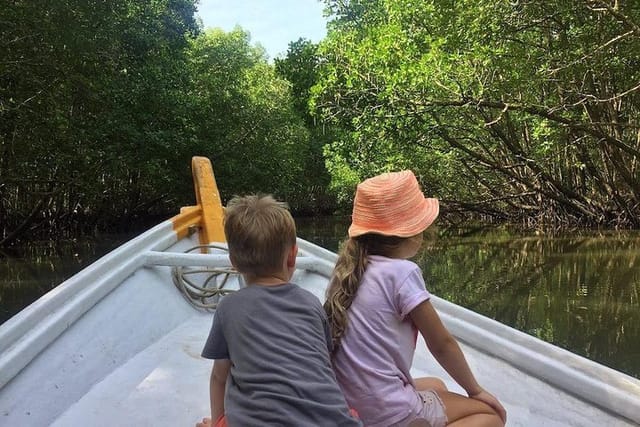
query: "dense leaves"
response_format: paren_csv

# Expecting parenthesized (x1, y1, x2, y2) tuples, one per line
(1, 2, 319, 245)
(187, 29, 310, 202)
(4, 0, 640, 245)
(275, 38, 339, 212)
(313, 0, 640, 227)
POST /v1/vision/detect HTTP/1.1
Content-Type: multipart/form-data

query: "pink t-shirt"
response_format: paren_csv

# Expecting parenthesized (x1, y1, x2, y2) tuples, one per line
(332, 255, 431, 427)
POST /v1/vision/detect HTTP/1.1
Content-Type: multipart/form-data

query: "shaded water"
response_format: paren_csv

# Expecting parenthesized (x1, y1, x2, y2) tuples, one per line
(0, 232, 140, 325)
(296, 217, 640, 379)
(1, 219, 638, 379)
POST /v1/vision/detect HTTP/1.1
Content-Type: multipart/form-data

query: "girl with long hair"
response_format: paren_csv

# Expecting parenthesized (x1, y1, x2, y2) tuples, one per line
(325, 171, 507, 427)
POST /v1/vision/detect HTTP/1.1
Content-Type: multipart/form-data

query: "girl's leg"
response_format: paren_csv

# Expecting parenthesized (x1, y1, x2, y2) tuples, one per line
(415, 377, 448, 393)
(437, 391, 503, 427)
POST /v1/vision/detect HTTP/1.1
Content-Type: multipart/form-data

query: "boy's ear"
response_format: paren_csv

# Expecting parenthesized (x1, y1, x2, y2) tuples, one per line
(286, 244, 298, 269)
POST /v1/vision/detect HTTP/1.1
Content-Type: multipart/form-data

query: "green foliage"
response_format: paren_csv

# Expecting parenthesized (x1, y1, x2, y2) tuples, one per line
(1, 0, 200, 240)
(275, 38, 339, 213)
(275, 38, 320, 124)
(187, 28, 310, 204)
(315, 0, 640, 227)
(7, 0, 640, 243)
(0, 3, 323, 244)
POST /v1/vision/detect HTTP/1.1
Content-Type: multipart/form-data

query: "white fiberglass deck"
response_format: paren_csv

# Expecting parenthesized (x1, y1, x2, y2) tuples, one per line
(49, 316, 639, 427)
(51, 318, 638, 427)
(1, 232, 638, 426)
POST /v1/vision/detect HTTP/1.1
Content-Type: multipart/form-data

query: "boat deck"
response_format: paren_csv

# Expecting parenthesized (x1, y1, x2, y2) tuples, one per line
(47, 314, 637, 427)
(50, 315, 636, 427)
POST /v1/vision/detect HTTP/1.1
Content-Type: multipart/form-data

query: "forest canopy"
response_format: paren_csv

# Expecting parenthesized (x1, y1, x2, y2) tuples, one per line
(1, 0, 322, 245)
(313, 0, 640, 228)
(1, 0, 639, 245)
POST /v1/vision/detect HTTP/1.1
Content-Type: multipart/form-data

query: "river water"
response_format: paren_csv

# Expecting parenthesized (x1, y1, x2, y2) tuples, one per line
(296, 217, 640, 379)
(1, 218, 639, 379)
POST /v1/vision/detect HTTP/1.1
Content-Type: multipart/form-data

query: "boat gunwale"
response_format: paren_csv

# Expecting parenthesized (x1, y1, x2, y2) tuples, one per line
(0, 157, 221, 389)
(431, 296, 640, 423)
(0, 217, 187, 389)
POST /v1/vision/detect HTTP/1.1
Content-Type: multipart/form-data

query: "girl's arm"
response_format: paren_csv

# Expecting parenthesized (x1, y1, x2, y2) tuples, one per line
(410, 300, 507, 422)
(211, 359, 231, 422)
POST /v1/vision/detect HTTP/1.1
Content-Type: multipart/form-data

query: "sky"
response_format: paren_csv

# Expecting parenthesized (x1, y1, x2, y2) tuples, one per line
(195, 0, 329, 60)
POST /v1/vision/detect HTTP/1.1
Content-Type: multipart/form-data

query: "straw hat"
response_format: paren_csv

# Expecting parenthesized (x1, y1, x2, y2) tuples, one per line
(348, 170, 439, 238)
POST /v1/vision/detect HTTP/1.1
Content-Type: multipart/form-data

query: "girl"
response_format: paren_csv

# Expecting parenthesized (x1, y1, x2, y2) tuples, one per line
(325, 171, 507, 427)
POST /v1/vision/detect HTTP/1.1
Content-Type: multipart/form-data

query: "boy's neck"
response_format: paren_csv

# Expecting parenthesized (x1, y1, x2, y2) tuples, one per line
(243, 271, 290, 287)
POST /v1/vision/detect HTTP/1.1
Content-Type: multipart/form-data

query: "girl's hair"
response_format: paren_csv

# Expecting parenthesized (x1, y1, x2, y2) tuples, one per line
(324, 233, 407, 352)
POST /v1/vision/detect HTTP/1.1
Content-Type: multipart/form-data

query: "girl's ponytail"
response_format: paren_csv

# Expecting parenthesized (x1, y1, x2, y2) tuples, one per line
(324, 237, 368, 352)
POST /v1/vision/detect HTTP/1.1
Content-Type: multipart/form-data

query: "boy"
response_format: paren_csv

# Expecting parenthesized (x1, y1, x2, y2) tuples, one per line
(197, 195, 361, 427)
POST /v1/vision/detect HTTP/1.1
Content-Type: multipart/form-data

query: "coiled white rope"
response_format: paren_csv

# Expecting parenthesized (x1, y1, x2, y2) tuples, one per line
(171, 244, 242, 310)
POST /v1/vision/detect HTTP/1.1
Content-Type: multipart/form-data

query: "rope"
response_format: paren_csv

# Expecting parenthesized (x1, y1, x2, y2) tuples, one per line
(171, 244, 242, 310)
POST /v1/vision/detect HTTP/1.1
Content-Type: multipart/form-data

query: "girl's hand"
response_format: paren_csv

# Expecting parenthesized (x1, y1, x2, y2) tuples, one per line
(469, 389, 507, 424)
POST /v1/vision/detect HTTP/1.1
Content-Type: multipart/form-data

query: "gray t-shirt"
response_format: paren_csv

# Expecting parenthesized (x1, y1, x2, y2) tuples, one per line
(202, 282, 361, 427)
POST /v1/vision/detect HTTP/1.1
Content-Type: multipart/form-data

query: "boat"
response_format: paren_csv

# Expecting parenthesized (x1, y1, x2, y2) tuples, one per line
(0, 157, 639, 427)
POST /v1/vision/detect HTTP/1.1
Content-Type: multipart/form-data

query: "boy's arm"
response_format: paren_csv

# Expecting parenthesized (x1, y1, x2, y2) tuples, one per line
(211, 359, 231, 422)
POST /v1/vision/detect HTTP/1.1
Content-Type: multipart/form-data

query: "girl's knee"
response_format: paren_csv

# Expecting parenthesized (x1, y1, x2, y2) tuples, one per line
(488, 413, 505, 427)
(469, 411, 504, 427)
(415, 376, 448, 392)
(431, 378, 447, 392)
(439, 392, 498, 424)
(446, 413, 503, 427)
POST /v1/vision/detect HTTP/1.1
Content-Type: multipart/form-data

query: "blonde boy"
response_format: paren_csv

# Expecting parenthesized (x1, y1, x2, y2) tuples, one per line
(197, 195, 360, 427)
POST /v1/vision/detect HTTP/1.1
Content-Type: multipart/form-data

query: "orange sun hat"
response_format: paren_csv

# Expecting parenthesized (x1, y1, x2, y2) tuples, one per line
(348, 170, 439, 238)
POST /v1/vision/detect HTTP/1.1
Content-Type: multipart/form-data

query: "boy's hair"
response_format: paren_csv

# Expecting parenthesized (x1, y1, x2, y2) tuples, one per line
(324, 233, 406, 352)
(224, 194, 297, 277)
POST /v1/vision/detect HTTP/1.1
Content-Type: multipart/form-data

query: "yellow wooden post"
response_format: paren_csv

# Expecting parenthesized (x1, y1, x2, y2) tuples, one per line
(171, 205, 202, 241)
(191, 156, 225, 245)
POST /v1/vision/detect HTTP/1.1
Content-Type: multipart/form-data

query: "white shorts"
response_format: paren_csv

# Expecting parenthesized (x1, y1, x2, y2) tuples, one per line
(389, 390, 448, 427)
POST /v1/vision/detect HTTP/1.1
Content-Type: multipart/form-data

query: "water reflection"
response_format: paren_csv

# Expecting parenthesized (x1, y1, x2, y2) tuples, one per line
(296, 219, 640, 379)
(0, 233, 138, 324)
(2, 221, 638, 379)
